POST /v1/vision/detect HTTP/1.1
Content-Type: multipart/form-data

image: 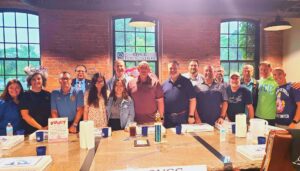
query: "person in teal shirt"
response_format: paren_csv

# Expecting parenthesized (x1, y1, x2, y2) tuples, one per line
(255, 61, 278, 126)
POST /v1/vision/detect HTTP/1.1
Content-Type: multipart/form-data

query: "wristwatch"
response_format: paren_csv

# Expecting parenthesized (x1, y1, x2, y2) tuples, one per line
(72, 123, 78, 127)
(219, 115, 226, 120)
(189, 115, 194, 118)
(292, 120, 300, 124)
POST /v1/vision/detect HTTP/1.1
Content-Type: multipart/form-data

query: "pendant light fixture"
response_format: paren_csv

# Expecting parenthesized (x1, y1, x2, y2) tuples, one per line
(264, 16, 292, 31)
(128, 0, 156, 28)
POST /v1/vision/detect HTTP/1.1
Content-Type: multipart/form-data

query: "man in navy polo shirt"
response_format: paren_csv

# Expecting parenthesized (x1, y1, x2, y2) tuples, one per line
(195, 65, 228, 125)
(162, 60, 196, 128)
(51, 71, 84, 133)
(273, 67, 300, 129)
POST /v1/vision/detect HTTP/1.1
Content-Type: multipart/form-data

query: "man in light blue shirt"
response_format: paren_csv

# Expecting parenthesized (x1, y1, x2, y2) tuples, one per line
(107, 60, 132, 91)
(51, 72, 84, 133)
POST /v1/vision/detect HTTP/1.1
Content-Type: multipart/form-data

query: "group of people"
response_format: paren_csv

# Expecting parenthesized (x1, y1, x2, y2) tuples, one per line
(1, 59, 299, 135)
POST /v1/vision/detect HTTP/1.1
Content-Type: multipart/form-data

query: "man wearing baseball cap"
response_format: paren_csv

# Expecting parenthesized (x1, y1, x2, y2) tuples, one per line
(226, 72, 254, 121)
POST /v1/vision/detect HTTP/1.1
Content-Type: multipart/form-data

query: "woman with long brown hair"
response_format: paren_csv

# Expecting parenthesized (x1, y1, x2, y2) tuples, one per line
(83, 73, 108, 128)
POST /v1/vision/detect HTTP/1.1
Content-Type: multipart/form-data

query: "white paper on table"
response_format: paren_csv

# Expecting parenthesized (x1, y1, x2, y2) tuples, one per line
(116, 164, 207, 171)
(48, 117, 68, 142)
(236, 144, 266, 161)
(0, 135, 24, 150)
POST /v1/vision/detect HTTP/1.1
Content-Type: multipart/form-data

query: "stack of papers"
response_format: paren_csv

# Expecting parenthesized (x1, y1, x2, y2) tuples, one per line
(0, 155, 52, 171)
(182, 124, 214, 133)
(215, 120, 235, 131)
(0, 136, 24, 150)
(236, 144, 266, 161)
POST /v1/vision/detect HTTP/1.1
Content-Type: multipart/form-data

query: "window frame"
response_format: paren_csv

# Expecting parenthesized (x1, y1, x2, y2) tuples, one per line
(112, 15, 159, 76)
(220, 19, 260, 80)
(0, 9, 41, 91)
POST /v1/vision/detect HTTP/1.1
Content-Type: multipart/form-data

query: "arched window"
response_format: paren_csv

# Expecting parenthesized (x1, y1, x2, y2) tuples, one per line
(0, 10, 40, 91)
(220, 20, 259, 81)
(113, 17, 158, 76)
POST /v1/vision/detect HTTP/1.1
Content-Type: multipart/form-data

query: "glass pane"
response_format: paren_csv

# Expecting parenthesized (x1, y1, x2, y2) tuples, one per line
(229, 34, 237, 47)
(248, 22, 256, 34)
(146, 33, 155, 46)
(0, 76, 4, 90)
(115, 32, 124, 46)
(5, 44, 17, 58)
(221, 62, 229, 76)
(0, 28, 3, 42)
(247, 47, 255, 60)
(5, 60, 16, 75)
(230, 62, 239, 74)
(4, 12, 15, 27)
(229, 21, 238, 34)
(146, 47, 155, 53)
(28, 29, 39, 43)
(5, 76, 16, 84)
(220, 22, 229, 33)
(115, 19, 124, 31)
(136, 33, 145, 46)
(136, 47, 145, 53)
(247, 35, 255, 47)
(238, 62, 248, 73)
(126, 32, 135, 46)
(16, 13, 27, 27)
(148, 62, 156, 74)
(229, 48, 237, 60)
(136, 27, 145, 32)
(0, 43, 4, 57)
(29, 61, 40, 68)
(0, 60, 4, 74)
(238, 34, 246, 47)
(17, 75, 27, 89)
(238, 47, 247, 60)
(115, 46, 125, 53)
(18, 44, 29, 58)
(17, 61, 28, 74)
(220, 34, 228, 47)
(125, 18, 135, 31)
(28, 14, 39, 28)
(0, 13, 3, 26)
(125, 61, 136, 69)
(17, 28, 28, 43)
(146, 26, 155, 32)
(29, 44, 40, 58)
(220, 48, 228, 60)
(4, 28, 16, 43)
(238, 21, 247, 34)
(126, 47, 135, 53)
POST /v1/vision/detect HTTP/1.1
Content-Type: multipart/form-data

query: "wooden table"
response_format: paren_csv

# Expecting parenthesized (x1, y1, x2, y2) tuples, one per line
(90, 130, 262, 171)
(1, 130, 262, 171)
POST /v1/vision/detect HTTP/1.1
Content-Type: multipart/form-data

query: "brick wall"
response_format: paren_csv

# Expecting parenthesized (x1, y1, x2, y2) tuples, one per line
(1, 0, 283, 91)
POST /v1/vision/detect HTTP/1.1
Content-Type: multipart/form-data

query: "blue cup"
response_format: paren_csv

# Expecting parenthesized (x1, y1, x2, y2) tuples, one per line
(36, 146, 46, 156)
(36, 131, 44, 142)
(16, 129, 25, 135)
(176, 124, 182, 135)
(102, 128, 109, 138)
(231, 124, 236, 134)
(258, 136, 266, 144)
(142, 126, 148, 136)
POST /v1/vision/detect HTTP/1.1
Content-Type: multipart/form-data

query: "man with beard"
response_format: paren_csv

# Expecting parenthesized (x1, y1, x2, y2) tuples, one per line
(182, 59, 204, 86)
(226, 72, 254, 122)
(107, 60, 132, 91)
(162, 60, 196, 128)
(194, 65, 228, 125)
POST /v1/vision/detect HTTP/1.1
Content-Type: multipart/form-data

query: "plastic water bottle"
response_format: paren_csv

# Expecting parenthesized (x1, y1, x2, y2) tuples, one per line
(220, 127, 226, 142)
(6, 123, 13, 136)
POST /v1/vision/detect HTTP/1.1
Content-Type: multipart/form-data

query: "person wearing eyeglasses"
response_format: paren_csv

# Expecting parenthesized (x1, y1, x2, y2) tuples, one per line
(51, 72, 84, 133)
(83, 73, 108, 128)
(71, 65, 91, 93)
